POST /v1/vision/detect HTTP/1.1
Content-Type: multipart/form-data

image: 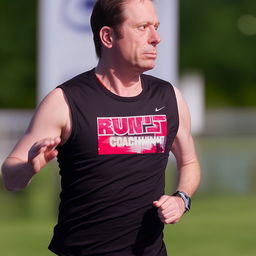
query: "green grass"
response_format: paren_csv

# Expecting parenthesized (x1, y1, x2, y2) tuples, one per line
(164, 195, 256, 256)
(0, 218, 55, 256)
(0, 195, 255, 256)
(1, 154, 255, 256)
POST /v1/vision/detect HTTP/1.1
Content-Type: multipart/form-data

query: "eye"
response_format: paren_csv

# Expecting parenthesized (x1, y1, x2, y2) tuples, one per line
(138, 24, 148, 31)
(154, 22, 160, 31)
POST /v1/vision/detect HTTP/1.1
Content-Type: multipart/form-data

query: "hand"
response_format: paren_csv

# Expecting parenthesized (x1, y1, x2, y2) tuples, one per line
(27, 137, 61, 174)
(153, 195, 185, 224)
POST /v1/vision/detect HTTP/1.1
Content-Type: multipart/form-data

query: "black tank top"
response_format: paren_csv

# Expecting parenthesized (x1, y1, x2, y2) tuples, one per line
(48, 69, 179, 256)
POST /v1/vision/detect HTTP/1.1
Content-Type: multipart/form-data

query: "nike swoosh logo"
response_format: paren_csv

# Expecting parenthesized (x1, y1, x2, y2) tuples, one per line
(155, 106, 165, 112)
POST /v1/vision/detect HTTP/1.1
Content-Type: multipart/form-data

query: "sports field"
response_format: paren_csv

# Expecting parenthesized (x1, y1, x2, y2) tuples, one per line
(164, 194, 256, 256)
(0, 135, 255, 256)
(0, 194, 255, 256)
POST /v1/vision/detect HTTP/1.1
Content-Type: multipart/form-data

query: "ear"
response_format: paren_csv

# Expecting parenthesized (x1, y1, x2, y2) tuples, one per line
(99, 26, 114, 49)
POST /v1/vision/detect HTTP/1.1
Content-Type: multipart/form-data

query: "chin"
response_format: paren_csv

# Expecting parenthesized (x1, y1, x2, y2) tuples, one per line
(143, 63, 155, 71)
(132, 59, 156, 73)
(138, 61, 156, 72)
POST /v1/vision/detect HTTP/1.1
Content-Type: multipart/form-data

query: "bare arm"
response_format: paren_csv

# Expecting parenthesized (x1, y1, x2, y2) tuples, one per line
(1, 88, 70, 191)
(153, 86, 201, 224)
(170, 87, 201, 196)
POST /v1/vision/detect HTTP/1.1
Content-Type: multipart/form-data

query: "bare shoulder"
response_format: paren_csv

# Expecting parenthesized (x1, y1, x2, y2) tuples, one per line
(30, 88, 70, 132)
(172, 86, 191, 129)
(171, 85, 196, 162)
(172, 86, 187, 109)
(8, 88, 71, 160)
(37, 88, 68, 112)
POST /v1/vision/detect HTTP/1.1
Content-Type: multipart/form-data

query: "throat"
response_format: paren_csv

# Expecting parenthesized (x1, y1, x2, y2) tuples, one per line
(96, 74, 143, 97)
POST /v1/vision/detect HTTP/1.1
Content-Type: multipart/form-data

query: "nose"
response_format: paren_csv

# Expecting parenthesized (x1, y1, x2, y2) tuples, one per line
(149, 26, 161, 46)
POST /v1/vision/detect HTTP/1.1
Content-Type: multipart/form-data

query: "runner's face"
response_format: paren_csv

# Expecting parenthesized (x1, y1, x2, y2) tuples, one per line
(113, 0, 161, 72)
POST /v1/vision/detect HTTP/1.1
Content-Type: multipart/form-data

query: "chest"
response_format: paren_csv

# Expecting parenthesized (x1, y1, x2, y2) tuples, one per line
(67, 93, 177, 156)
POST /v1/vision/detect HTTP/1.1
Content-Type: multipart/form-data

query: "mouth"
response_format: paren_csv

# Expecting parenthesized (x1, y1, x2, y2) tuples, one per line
(144, 52, 157, 59)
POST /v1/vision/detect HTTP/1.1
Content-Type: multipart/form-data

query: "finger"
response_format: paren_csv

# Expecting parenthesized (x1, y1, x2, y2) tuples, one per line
(157, 205, 177, 222)
(41, 138, 60, 161)
(157, 212, 178, 224)
(44, 137, 61, 152)
(30, 138, 51, 151)
(160, 199, 179, 215)
(157, 207, 180, 224)
(159, 198, 175, 212)
(29, 137, 60, 160)
(155, 197, 174, 212)
(37, 137, 60, 146)
(153, 195, 169, 208)
(34, 137, 60, 152)
(54, 137, 61, 146)
(158, 214, 165, 223)
(29, 143, 47, 159)
(51, 137, 61, 147)
(165, 216, 181, 224)
(160, 208, 175, 219)
(45, 149, 59, 162)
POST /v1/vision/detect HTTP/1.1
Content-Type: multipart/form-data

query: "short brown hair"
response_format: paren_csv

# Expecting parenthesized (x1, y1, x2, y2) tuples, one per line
(90, 0, 127, 58)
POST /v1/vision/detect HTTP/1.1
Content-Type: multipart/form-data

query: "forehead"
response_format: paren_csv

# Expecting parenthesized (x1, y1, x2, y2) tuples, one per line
(122, 0, 159, 24)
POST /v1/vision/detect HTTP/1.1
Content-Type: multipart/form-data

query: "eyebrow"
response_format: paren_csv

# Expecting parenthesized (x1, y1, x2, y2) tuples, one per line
(136, 21, 160, 27)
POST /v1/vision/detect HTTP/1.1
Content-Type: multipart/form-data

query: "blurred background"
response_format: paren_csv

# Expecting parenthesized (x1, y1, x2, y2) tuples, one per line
(0, 0, 255, 255)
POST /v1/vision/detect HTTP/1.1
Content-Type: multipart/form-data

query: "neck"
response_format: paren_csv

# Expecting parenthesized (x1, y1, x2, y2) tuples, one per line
(95, 60, 143, 97)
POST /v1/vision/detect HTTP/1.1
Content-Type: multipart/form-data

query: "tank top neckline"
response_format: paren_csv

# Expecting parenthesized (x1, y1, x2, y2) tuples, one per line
(91, 68, 147, 102)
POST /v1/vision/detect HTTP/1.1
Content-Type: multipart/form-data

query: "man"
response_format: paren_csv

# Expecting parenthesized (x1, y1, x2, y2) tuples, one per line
(1, 0, 200, 255)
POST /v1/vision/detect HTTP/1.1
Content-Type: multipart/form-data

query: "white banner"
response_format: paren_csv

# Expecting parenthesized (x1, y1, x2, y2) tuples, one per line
(147, 0, 179, 86)
(38, 0, 178, 102)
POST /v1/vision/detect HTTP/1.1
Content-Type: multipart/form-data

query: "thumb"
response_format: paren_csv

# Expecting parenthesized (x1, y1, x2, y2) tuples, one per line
(153, 200, 160, 207)
(153, 195, 169, 208)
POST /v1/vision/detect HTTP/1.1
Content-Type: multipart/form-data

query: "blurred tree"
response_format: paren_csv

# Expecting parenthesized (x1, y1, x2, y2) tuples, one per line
(0, 0, 36, 108)
(0, 0, 255, 108)
(180, 0, 256, 107)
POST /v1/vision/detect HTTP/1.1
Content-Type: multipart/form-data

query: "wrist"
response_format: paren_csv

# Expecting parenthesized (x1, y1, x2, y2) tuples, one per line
(172, 190, 191, 213)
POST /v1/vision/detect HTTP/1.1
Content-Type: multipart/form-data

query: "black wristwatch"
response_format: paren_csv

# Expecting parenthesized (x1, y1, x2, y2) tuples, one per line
(172, 191, 191, 213)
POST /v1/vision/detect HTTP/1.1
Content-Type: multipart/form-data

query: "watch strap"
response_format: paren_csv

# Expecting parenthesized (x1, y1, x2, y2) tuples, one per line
(172, 190, 191, 213)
